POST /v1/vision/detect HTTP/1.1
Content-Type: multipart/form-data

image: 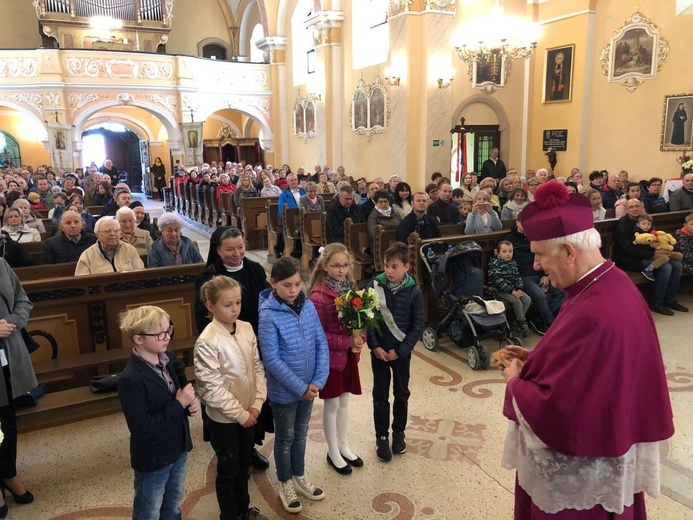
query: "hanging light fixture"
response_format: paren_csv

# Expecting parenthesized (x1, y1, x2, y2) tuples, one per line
(455, 0, 540, 84)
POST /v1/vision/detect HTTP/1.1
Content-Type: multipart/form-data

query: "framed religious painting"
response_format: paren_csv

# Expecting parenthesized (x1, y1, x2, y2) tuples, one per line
(305, 99, 316, 133)
(661, 94, 693, 151)
(350, 75, 390, 140)
(543, 45, 574, 103)
(599, 8, 668, 93)
(293, 99, 305, 136)
(469, 55, 509, 95)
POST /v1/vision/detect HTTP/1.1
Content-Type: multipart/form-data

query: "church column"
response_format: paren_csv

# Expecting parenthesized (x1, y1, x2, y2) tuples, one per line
(388, 1, 455, 189)
(257, 36, 287, 165)
(306, 9, 344, 168)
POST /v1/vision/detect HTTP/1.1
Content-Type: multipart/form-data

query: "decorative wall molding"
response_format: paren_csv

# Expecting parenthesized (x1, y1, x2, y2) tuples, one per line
(0, 58, 38, 78)
(64, 57, 174, 80)
(147, 94, 177, 113)
(388, 0, 413, 17)
(424, 0, 456, 13)
(116, 93, 135, 105)
(67, 93, 101, 116)
(44, 91, 61, 107)
(8, 93, 43, 116)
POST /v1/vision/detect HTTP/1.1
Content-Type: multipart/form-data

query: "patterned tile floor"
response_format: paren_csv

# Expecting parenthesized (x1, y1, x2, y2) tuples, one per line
(8, 198, 692, 519)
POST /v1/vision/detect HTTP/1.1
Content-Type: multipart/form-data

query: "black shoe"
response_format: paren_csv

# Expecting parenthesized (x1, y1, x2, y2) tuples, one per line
(239, 506, 267, 519)
(340, 453, 363, 467)
(519, 323, 531, 338)
(376, 436, 392, 462)
(392, 431, 406, 455)
(0, 482, 32, 504)
(326, 454, 352, 475)
(251, 448, 270, 471)
(666, 301, 689, 313)
(650, 305, 675, 316)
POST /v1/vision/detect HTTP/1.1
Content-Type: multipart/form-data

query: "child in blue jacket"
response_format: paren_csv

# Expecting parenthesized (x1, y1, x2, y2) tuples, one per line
(258, 256, 329, 514)
(367, 242, 424, 463)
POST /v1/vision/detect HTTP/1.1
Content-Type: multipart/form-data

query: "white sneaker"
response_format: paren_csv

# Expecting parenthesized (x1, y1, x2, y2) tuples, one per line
(278, 480, 303, 513)
(293, 474, 325, 501)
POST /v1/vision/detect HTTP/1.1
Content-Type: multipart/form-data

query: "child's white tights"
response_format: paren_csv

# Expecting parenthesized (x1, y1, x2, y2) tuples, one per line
(323, 393, 357, 467)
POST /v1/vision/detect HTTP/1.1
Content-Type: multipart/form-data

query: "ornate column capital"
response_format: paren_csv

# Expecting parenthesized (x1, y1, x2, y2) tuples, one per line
(306, 10, 345, 46)
(256, 37, 287, 64)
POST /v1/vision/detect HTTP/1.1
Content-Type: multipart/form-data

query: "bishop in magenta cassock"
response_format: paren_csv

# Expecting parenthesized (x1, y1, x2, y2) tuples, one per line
(499, 182, 674, 519)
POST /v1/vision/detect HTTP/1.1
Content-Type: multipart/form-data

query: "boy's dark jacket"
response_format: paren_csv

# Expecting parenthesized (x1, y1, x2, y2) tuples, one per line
(367, 273, 424, 358)
(118, 350, 192, 473)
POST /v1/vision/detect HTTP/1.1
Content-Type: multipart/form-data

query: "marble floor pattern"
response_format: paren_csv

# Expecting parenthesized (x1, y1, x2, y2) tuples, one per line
(9, 198, 693, 520)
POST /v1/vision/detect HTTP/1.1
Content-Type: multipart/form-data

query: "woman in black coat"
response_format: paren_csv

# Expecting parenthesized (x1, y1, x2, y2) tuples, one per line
(151, 157, 167, 201)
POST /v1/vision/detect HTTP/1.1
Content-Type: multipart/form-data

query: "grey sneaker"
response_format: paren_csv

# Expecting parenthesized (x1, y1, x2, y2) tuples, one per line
(376, 436, 392, 462)
(293, 474, 325, 501)
(392, 431, 406, 454)
(278, 480, 302, 513)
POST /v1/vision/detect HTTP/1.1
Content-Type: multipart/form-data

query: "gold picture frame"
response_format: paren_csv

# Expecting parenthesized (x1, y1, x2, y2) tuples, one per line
(543, 45, 574, 104)
(661, 94, 693, 152)
(599, 7, 668, 93)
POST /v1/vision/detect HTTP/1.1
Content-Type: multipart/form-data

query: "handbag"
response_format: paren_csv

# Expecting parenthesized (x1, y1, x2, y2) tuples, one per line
(0, 293, 40, 354)
(89, 374, 120, 393)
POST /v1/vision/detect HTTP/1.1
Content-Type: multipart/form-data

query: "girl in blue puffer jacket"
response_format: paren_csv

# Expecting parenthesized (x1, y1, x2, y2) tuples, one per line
(258, 256, 329, 514)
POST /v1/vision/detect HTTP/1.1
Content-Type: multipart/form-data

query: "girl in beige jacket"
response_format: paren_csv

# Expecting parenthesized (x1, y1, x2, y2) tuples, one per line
(194, 276, 267, 520)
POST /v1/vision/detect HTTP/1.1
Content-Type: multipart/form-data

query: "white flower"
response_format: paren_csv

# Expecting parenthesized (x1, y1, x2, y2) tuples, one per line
(364, 309, 374, 319)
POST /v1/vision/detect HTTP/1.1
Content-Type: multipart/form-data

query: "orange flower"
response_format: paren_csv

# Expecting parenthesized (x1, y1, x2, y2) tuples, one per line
(352, 297, 363, 310)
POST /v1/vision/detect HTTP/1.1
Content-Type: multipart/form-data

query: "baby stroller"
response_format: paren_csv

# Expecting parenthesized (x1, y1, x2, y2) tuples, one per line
(420, 241, 522, 370)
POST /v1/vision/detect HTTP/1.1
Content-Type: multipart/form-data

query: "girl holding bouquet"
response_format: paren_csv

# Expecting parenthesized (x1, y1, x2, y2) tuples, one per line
(308, 244, 364, 475)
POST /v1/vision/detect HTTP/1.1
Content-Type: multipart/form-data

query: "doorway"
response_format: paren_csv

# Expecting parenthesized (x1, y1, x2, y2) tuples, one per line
(82, 123, 143, 192)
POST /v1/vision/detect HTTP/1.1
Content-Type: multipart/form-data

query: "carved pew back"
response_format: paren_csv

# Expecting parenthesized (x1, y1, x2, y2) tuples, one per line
(344, 218, 373, 281)
(300, 209, 326, 270)
(242, 196, 276, 250)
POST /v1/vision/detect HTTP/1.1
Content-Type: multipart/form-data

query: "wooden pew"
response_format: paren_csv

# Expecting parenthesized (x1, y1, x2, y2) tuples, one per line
(373, 226, 398, 272)
(19, 242, 44, 265)
(266, 202, 282, 264)
(162, 185, 174, 212)
(188, 181, 200, 222)
(15, 262, 77, 281)
(34, 209, 49, 219)
(344, 218, 373, 280)
(300, 209, 326, 270)
(200, 184, 212, 227)
(241, 197, 277, 250)
(211, 186, 223, 227)
(283, 207, 301, 258)
(17, 264, 204, 430)
(221, 191, 236, 228)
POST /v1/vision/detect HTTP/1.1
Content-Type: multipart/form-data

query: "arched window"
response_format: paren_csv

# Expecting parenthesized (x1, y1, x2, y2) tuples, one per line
(353, 0, 389, 70)
(291, 0, 314, 86)
(202, 43, 227, 61)
(0, 131, 21, 167)
(249, 23, 264, 63)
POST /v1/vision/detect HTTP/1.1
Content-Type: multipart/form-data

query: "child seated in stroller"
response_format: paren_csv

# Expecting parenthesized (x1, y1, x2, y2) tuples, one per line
(487, 240, 531, 337)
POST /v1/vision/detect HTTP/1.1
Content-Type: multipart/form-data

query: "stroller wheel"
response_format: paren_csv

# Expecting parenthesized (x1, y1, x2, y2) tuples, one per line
(467, 344, 489, 371)
(422, 328, 438, 351)
(499, 337, 523, 349)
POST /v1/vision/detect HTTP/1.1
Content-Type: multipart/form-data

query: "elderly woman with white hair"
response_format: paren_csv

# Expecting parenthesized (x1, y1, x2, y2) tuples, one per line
(147, 213, 203, 268)
(75, 217, 144, 275)
(116, 207, 153, 256)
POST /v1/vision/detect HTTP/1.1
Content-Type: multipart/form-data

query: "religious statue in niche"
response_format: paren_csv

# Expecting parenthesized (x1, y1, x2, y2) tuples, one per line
(350, 75, 391, 141)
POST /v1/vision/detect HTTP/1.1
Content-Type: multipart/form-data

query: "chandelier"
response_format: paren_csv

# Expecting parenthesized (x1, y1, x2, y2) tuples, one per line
(455, 0, 540, 84)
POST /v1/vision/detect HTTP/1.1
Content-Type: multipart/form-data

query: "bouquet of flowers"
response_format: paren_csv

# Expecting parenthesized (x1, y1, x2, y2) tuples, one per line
(334, 288, 383, 352)
(677, 154, 693, 173)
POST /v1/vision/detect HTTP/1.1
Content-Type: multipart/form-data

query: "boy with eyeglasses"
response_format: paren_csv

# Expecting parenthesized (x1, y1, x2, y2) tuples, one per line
(118, 306, 200, 520)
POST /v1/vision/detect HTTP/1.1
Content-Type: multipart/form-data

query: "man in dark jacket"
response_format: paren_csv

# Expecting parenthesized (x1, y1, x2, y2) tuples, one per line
(326, 185, 365, 244)
(480, 147, 507, 180)
(427, 182, 460, 225)
(361, 182, 379, 220)
(600, 172, 623, 210)
(613, 199, 687, 316)
(40, 210, 97, 264)
(398, 192, 440, 243)
(507, 219, 565, 333)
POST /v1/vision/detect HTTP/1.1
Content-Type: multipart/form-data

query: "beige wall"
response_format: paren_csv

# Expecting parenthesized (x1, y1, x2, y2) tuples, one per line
(166, 0, 233, 56)
(0, 0, 42, 49)
(0, 109, 50, 167)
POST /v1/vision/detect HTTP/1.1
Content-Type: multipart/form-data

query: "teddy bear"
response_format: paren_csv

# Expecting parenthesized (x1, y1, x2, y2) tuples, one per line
(632, 231, 677, 251)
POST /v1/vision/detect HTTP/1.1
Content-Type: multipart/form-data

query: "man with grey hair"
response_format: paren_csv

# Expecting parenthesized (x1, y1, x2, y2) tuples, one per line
(326, 185, 365, 244)
(669, 172, 693, 211)
(499, 181, 674, 518)
(40, 210, 97, 264)
(75, 217, 143, 275)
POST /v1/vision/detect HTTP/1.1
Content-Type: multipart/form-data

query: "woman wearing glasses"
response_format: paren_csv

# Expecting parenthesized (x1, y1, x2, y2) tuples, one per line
(75, 217, 145, 276)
